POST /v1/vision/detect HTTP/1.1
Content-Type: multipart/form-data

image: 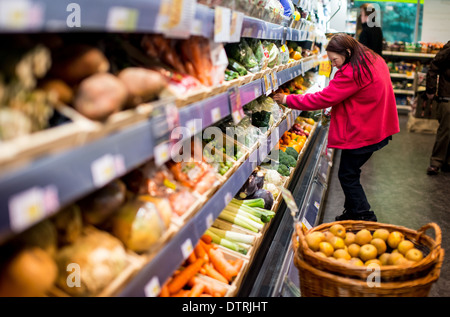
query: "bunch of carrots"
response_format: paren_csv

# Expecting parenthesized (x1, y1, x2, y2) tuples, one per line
(159, 235, 244, 297)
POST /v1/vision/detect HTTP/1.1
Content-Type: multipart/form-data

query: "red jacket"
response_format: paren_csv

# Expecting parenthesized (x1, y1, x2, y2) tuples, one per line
(286, 54, 400, 149)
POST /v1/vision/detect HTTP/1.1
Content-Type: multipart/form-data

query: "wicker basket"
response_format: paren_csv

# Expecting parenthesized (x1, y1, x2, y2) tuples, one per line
(295, 221, 442, 282)
(293, 248, 444, 297)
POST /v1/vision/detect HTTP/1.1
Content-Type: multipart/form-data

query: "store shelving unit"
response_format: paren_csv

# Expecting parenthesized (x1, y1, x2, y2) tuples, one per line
(0, 0, 330, 297)
(383, 50, 436, 112)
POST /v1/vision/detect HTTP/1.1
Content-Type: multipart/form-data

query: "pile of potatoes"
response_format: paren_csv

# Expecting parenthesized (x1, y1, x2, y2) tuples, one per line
(305, 224, 424, 267)
(41, 44, 167, 121)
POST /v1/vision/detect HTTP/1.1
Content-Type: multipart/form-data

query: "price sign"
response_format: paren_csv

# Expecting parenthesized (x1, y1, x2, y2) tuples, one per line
(229, 11, 244, 43)
(271, 71, 279, 91)
(263, 74, 272, 96)
(181, 238, 194, 260)
(214, 6, 231, 43)
(106, 6, 138, 31)
(205, 213, 214, 228)
(91, 154, 117, 188)
(224, 192, 233, 206)
(154, 142, 171, 166)
(228, 86, 244, 124)
(318, 60, 331, 77)
(144, 277, 161, 297)
(280, 187, 299, 220)
(211, 107, 222, 123)
(156, 0, 196, 38)
(8, 185, 59, 232)
(0, 0, 44, 30)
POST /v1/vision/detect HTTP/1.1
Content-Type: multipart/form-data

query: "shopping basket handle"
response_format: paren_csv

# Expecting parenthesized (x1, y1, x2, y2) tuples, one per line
(416, 222, 442, 250)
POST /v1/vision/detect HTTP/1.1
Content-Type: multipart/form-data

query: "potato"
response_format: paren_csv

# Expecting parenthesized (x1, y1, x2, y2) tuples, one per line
(74, 73, 128, 121)
(49, 44, 110, 85)
(117, 67, 167, 107)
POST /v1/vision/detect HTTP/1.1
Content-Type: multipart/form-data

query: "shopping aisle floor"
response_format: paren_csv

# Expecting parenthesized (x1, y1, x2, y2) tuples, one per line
(320, 113, 450, 297)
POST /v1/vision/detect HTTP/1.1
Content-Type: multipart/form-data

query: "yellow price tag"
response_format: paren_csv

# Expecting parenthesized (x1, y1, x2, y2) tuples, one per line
(319, 61, 331, 77)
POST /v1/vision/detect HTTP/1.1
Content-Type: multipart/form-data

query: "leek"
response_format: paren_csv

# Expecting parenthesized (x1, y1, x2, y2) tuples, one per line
(228, 200, 275, 223)
(218, 210, 261, 232)
(231, 198, 265, 208)
(224, 204, 264, 224)
(209, 226, 255, 244)
(222, 209, 264, 230)
(205, 229, 248, 255)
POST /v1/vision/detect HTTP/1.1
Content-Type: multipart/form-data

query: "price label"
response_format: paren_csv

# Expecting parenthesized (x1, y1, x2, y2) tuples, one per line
(228, 86, 244, 124)
(302, 217, 313, 230)
(263, 74, 272, 96)
(106, 6, 138, 31)
(205, 213, 214, 228)
(271, 71, 279, 91)
(91, 154, 117, 188)
(280, 188, 299, 218)
(314, 201, 320, 210)
(154, 142, 171, 166)
(8, 185, 59, 232)
(254, 84, 261, 98)
(318, 60, 331, 77)
(301, 61, 305, 76)
(156, 0, 196, 38)
(181, 238, 194, 260)
(214, 6, 231, 43)
(0, 0, 44, 30)
(211, 107, 222, 123)
(144, 277, 161, 297)
(224, 192, 233, 206)
(229, 11, 244, 43)
(186, 119, 198, 136)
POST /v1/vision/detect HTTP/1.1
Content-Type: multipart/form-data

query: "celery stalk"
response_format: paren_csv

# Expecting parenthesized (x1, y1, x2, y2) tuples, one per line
(209, 226, 255, 244)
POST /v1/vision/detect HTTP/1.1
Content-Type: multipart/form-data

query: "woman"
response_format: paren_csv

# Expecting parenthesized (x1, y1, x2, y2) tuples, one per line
(273, 33, 399, 222)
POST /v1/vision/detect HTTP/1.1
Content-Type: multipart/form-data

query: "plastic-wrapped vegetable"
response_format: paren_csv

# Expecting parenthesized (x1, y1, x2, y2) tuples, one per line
(227, 58, 247, 76)
(263, 41, 280, 68)
(225, 69, 239, 81)
(225, 40, 260, 73)
(247, 38, 269, 70)
(264, 169, 283, 187)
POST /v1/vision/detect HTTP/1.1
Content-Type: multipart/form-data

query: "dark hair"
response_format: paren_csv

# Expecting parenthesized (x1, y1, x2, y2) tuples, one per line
(326, 33, 376, 86)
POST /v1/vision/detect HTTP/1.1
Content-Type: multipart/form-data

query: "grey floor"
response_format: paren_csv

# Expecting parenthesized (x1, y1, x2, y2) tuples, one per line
(320, 113, 450, 297)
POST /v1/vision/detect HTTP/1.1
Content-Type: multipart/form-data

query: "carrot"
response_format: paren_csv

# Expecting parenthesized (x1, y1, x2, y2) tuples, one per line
(199, 267, 207, 275)
(194, 242, 209, 261)
(201, 234, 212, 244)
(232, 258, 244, 272)
(167, 258, 204, 294)
(188, 276, 227, 297)
(199, 239, 213, 254)
(203, 263, 229, 284)
(172, 289, 191, 297)
(200, 294, 213, 297)
(159, 284, 170, 297)
(187, 251, 197, 264)
(189, 282, 205, 297)
(209, 248, 238, 282)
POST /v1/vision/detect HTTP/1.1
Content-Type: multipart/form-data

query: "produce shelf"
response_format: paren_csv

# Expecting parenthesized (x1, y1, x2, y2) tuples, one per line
(382, 51, 436, 59)
(117, 109, 301, 297)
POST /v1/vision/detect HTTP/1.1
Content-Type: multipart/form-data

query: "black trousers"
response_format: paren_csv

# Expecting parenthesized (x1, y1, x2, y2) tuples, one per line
(338, 150, 373, 214)
(430, 101, 450, 168)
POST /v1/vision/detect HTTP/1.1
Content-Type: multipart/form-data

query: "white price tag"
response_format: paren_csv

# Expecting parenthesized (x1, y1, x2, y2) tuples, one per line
(314, 201, 320, 210)
(214, 6, 231, 43)
(254, 85, 261, 97)
(206, 213, 214, 228)
(302, 217, 313, 230)
(229, 11, 244, 43)
(8, 185, 59, 232)
(224, 192, 233, 206)
(91, 154, 117, 188)
(114, 154, 126, 176)
(186, 119, 197, 136)
(106, 6, 139, 31)
(144, 277, 161, 297)
(264, 75, 272, 96)
(0, 0, 44, 30)
(156, 0, 196, 38)
(181, 238, 194, 260)
(271, 71, 279, 91)
(154, 142, 171, 166)
(211, 107, 222, 123)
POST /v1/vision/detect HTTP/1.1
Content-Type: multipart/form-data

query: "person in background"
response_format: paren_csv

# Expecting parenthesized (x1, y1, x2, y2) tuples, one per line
(272, 33, 400, 222)
(358, 3, 383, 56)
(426, 40, 450, 175)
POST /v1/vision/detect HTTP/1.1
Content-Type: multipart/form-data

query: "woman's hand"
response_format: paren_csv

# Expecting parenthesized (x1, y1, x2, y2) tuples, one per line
(272, 93, 286, 105)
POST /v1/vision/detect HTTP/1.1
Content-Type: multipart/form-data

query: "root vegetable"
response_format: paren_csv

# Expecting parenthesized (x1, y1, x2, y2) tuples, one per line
(74, 73, 128, 121)
(117, 67, 167, 108)
(49, 45, 110, 85)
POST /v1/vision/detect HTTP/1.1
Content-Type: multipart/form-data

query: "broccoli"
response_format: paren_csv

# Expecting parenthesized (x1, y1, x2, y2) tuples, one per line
(285, 147, 298, 160)
(280, 154, 297, 168)
(277, 164, 290, 176)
